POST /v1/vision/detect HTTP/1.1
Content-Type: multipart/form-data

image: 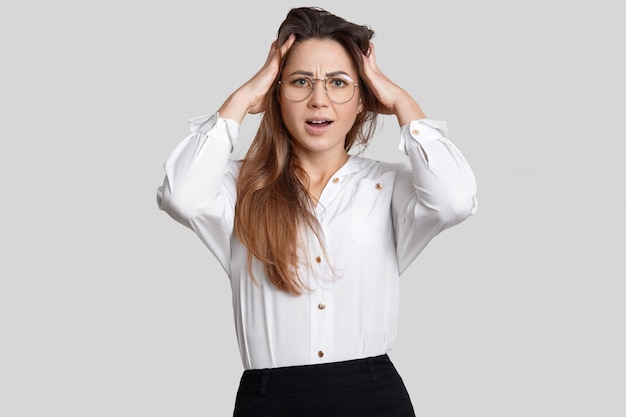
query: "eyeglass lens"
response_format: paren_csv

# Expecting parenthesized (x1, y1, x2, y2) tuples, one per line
(281, 75, 356, 103)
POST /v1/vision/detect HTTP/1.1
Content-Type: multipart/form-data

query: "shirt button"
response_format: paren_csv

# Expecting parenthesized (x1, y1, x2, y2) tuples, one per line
(318, 303, 326, 310)
(315, 256, 322, 263)
(332, 177, 339, 184)
(318, 351, 324, 358)
(375, 183, 383, 190)
(411, 129, 420, 136)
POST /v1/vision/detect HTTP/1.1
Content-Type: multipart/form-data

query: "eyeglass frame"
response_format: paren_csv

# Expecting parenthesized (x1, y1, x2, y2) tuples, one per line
(277, 75, 359, 104)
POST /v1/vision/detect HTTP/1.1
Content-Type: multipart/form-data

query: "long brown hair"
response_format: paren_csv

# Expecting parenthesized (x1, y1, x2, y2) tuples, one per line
(235, 7, 381, 295)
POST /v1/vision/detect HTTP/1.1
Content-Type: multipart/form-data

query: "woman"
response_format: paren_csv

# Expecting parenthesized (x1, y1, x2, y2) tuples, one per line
(157, 6, 477, 417)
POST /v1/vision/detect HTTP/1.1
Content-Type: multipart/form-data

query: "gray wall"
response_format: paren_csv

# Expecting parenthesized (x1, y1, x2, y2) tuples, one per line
(1, 1, 624, 416)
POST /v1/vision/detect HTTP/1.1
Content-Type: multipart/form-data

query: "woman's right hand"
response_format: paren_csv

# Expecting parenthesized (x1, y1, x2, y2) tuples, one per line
(218, 35, 296, 123)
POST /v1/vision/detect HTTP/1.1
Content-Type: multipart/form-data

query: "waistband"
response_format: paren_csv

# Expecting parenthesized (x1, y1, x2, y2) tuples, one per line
(237, 354, 396, 396)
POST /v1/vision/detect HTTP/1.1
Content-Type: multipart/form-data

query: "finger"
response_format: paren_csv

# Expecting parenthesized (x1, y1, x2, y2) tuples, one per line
(263, 39, 280, 66)
(279, 34, 296, 57)
(365, 42, 378, 68)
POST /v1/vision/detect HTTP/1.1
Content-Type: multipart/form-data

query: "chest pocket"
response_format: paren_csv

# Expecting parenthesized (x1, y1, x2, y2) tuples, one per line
(349, 173, 395, 247)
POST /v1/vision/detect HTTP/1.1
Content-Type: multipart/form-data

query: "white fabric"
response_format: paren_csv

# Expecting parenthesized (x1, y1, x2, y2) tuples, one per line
(157, 113, 477, 370)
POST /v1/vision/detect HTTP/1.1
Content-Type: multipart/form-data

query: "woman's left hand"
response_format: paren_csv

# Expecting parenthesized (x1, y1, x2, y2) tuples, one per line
(362, 43, 426, 125)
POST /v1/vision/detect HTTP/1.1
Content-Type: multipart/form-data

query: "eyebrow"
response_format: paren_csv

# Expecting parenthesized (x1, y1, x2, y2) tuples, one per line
(286, 70, 353, 78)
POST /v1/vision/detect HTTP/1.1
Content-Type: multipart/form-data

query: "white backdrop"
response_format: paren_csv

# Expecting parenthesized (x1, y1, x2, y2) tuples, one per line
(1, 1, 624, 416)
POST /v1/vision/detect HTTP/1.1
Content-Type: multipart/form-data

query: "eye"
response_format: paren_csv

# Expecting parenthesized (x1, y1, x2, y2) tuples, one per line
(328, 77, 348, 88)
(290, 77, 312, 88)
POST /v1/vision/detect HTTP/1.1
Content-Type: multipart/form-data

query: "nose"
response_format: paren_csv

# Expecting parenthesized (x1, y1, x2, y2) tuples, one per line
(308, 79, 329, 107)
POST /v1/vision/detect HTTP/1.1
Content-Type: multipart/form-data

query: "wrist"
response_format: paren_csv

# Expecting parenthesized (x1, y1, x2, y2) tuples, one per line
(218, 90, 254, 124)
(391, 94, 426, 126)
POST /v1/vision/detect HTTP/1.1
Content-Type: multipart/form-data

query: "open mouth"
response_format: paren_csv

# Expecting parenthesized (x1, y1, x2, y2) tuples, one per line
(306, 119, 333, 126)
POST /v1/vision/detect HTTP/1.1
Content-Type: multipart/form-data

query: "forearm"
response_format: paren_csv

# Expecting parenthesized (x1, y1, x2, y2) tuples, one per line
(402, 119, 477, 225)
(393, 120, 476, 271)
(218, 89, 254, 125)
(391, 92, 426, 127)
(157, 114, 239, 226)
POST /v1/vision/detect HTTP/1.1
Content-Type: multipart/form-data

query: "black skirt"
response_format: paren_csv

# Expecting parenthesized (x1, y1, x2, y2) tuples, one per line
(233, 354, 416, 417)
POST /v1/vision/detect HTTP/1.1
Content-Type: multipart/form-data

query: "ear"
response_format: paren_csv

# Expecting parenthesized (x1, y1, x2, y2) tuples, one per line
(357, 98, 363, 114)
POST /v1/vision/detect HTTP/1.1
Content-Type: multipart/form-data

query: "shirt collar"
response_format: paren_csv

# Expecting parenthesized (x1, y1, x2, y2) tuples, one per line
(334, 155, 375, 178)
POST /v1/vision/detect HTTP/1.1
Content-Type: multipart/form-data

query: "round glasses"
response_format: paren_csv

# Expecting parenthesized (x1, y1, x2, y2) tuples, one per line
(278, 74, 358, 104)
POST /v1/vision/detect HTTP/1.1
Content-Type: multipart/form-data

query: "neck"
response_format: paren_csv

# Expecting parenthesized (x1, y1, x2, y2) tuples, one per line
(294, 148, 350, 202)
(299, 151, 349, 182)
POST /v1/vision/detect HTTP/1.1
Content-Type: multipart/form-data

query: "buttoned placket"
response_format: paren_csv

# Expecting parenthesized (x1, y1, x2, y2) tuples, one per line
(307, 174, 344, 362)
(307, 232, 334, 362)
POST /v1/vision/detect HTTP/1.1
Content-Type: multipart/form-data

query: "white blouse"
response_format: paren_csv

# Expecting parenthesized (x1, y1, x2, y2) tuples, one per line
(157, 113, 477, 370)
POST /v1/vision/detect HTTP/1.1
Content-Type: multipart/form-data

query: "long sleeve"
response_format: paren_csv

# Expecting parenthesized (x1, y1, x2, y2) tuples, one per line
(156, 113, 240, 273)
(392, 119, 477, 273)
(155, 113, 477, 369)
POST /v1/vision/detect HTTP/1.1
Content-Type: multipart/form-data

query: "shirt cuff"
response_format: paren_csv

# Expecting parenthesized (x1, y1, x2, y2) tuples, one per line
(187, 112, 240, 152)
(398, 119, 449, 155)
